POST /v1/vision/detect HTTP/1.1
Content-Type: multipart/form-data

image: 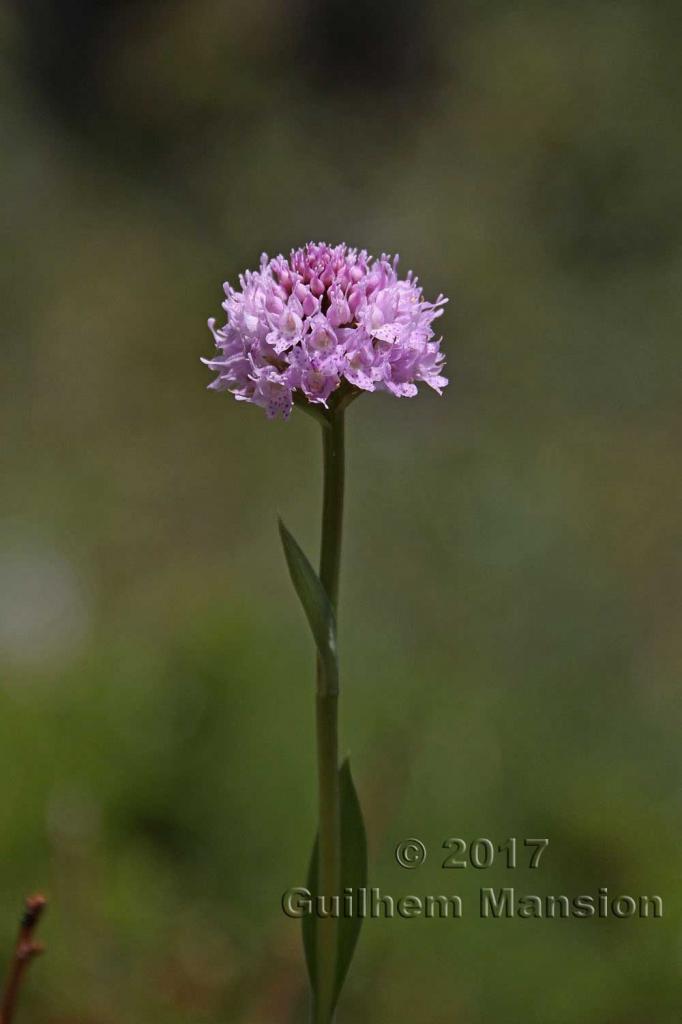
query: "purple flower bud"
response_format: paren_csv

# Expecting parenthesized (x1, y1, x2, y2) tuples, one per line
(302, 292, 318, 317)
(348, 288, 363, 317)
(328, 295, 351, 328)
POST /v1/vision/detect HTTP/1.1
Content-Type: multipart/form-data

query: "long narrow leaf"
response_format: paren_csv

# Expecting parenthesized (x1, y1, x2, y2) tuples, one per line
(302, 758, 368, 1011)
(278, 518, 338, 695)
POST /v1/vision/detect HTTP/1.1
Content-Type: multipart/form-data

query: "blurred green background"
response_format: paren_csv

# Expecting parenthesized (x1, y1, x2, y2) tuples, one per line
(1, 2, 681, 1021)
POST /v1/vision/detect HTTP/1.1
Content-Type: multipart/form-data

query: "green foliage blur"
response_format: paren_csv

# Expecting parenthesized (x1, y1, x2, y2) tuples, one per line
(1, 2, 680, 1021)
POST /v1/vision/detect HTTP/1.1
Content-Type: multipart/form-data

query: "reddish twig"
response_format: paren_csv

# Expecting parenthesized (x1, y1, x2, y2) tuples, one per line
(0, 895, 47, 1024)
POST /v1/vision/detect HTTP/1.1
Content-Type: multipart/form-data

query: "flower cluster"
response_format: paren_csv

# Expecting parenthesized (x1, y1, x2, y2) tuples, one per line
(203, 242, 448, 419)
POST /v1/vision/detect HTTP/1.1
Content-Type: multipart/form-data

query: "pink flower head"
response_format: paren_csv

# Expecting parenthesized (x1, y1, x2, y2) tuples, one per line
(203, 242, 448, 419)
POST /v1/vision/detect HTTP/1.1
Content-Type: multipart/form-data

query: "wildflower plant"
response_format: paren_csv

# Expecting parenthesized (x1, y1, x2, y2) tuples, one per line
(204, 242, 447, 1022)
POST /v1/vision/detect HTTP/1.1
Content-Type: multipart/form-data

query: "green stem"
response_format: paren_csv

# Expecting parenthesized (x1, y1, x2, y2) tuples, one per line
(315, 408, 344, 1023)
(319, 410, 345, 611)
